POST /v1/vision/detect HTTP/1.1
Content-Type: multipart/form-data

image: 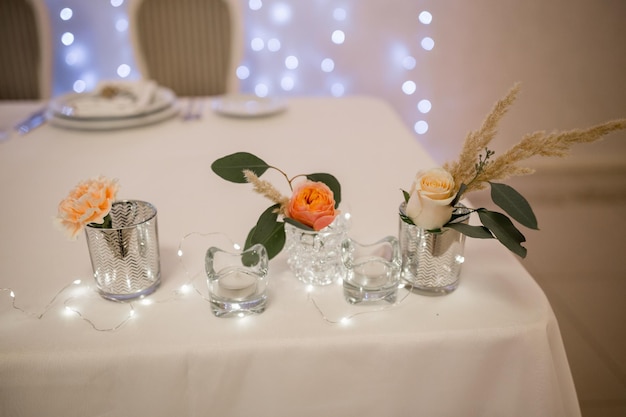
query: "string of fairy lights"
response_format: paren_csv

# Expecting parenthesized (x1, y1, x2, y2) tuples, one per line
(49, 0, 434, 135)
(10, 0, 435, 329)
(1, 229, 417, 331)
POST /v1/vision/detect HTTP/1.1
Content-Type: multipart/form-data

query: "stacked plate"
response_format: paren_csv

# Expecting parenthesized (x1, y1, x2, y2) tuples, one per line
(212, 94, 288, 118)
(46, 80, 178, 130)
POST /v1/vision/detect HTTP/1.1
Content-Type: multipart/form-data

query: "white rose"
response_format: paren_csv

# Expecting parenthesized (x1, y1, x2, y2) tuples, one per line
(405, 168, 456, 230)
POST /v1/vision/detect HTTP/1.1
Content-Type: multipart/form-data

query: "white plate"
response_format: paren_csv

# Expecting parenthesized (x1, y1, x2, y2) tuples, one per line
(212, 95, 287, 118)
(46, 102, 180, 131)
(48, 87, 176, 120)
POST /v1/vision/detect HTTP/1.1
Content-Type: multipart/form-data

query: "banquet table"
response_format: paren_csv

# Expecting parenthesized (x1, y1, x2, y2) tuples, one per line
(0, 96, 580, 417)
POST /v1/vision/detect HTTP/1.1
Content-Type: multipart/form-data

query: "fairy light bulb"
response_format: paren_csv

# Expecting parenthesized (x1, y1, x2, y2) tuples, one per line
(419, 11, 432, 24)
(61, 32, 74, 46)
(60, 8, 72, 20)
(249, 0, 262, 11)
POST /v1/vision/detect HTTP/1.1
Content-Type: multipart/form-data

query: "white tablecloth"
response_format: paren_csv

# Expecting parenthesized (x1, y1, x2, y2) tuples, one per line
(0, 96, 580, 417)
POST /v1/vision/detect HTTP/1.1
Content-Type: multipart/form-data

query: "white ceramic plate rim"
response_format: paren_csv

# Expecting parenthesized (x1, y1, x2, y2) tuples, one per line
(46, 102, 180, 131)
(48, 87, 176, 120)
(212, 95, 287, 118)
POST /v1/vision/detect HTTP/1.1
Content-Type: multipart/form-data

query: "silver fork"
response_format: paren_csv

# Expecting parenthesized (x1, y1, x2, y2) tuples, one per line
(182, 98, 204, 121)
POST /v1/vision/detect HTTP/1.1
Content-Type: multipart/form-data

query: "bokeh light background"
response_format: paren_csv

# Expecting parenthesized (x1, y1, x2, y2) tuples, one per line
(43, 0, 626, 167)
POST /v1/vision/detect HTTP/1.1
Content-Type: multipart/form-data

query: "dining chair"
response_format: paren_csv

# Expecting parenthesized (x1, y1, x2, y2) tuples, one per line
(0, 0, 52, 100)
(128, 0, 242, 97)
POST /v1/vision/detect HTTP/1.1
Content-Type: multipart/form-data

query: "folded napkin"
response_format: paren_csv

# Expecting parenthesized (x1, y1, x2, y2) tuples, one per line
(68, 80, 158, 118)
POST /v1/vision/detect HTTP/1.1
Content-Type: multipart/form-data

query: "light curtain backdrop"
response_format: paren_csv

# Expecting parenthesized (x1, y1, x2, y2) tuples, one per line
(44, 0, 626, 170)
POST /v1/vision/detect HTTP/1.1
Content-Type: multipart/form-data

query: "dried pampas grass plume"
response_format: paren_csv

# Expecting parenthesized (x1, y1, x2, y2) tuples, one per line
(243, 169, 290, 215)
(444, 83, 626, 194)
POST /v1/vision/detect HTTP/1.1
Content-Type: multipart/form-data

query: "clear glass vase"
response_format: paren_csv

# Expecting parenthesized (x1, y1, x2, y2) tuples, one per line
(398, 204, 468, 295)
(341, 236, 401, 304)
(284, 215, 348, 286)
(205, 243, 269, 317)
(84, 200, 161, 301)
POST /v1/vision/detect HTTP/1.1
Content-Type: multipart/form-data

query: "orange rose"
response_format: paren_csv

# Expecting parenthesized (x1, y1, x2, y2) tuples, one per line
(55, 176, 119, 239)
(287, 180, 337, 231)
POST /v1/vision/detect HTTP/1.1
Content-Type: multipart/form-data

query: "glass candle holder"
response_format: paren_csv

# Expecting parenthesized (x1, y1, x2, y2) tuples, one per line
(85, 200, 161, 301)
(205, 243, 269, 317)
(341, 236, 401, 304)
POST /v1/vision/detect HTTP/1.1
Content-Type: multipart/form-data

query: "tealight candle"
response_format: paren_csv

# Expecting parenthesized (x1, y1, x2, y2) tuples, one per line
(217, 271, 258, 300)
(352, 259, 389, 288)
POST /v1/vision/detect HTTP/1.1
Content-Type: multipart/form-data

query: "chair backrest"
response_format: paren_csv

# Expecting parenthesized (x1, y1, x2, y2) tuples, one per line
(0, 0, 52, 100)
(128, 0, 242, 97)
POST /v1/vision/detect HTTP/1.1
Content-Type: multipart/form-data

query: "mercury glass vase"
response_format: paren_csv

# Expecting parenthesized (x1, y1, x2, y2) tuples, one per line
(398, 203, 469, 295)
(205, 243, 269, 317)
(84, 200, 161, 301)
(284, 215, 349, 286)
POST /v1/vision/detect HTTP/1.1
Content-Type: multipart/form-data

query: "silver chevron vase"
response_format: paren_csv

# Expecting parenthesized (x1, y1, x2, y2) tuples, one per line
(85, 200, 161, 300)
(399, 204, 468, 295)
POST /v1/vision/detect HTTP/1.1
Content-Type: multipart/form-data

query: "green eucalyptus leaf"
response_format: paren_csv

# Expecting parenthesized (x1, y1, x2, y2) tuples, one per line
(241, 247, 260, 268)
(211, 152, 270, 183)
(284, 217, 315, 231)
(489, 182, 538, 230)
(399, 213, 415, 226)
(245, 204, 286, 260)
(252, 204, 280, 234)
(477, 209, 528, 258)
(252, 221, 285, 260)
(447, 222, 494, 239)
(306, 173, 342, 208)
(401, 189, 410, 204)
(244, 226, 257, 251)
(90, 213, 113, 229)
(450, 183, 467, 207)
(449, 209, 471, 223)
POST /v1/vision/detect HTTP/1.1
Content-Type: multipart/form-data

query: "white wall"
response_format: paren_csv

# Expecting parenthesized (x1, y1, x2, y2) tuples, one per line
(421, 0, 626, 171)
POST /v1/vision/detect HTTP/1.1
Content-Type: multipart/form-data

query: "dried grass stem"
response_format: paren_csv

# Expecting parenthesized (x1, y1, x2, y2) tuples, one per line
(444, 83, 626, 193)
(243, 169, 290, 215)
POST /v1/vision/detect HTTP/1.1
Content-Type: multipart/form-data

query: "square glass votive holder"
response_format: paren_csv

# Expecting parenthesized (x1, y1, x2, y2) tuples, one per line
(205, 243, 269, 317)
(341, 236, 401, 304)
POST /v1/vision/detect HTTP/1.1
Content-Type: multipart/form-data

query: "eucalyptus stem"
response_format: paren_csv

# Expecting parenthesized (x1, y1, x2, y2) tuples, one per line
(268, 165, 294, 191)
(269, 166, 310, 191)
(460, 148, 494, 197)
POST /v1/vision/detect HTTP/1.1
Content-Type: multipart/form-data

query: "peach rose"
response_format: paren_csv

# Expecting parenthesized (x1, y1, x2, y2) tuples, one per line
(55, 176, 119, 239)
(287, 180, 337, 231)
(405, 168, 456, 230)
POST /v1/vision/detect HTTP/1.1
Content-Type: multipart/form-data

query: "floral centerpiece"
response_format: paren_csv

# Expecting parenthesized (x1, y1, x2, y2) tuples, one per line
(211, 152, 342, 260)
(401, 83, 626, 258)
(55, 176, 119, 239)
(55, 176, 161, 300)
